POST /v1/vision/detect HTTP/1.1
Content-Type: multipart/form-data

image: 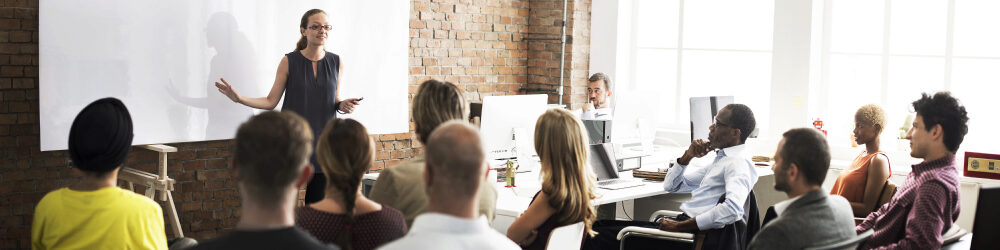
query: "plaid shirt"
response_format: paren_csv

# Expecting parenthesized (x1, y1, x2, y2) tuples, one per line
(856, 156, 961, 250)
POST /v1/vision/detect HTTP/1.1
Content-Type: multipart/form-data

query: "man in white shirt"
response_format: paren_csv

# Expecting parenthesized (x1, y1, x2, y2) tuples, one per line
(581, 72, 613, 120)
(589, 104, 759, 250)
(379, 121, 519, 250)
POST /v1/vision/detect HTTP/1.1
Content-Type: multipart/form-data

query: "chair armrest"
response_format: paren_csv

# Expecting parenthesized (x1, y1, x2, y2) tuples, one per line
(616, 226, 694, 241)
(648, 210, 684, 222)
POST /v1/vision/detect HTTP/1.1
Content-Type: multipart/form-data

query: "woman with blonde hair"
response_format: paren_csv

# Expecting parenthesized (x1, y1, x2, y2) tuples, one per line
(507, 108, 597, 250)
(296, 118, 406, 250)
(830, 104, 892, 217)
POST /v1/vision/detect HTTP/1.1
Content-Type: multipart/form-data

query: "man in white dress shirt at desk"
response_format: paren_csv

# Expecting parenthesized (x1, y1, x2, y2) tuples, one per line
(379, 121, 519, 250)
(589, 104, 759, 250)
(580, 73, 614, 120)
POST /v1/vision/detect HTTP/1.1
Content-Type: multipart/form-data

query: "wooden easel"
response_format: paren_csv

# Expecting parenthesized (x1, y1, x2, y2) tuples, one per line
(117, 144, 183, 238)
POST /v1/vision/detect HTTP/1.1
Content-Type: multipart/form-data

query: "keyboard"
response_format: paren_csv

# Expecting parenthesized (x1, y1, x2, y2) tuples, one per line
(596, 178, 644, 190)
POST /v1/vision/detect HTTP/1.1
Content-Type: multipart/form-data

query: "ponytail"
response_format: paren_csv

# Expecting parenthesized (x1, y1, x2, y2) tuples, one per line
(295, 35, 308, 51)
(315, 118, 373, 250)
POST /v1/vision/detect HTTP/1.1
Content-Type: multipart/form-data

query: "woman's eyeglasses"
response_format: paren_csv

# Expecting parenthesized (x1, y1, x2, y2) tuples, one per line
(308, 25, 332, 31)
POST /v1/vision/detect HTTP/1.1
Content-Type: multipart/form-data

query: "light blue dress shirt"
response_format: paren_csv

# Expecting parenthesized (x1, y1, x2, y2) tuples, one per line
(662, 144, 759, 230)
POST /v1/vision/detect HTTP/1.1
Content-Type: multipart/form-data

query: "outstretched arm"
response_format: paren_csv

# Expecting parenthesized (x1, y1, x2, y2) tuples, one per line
(216, 56, 289, 110)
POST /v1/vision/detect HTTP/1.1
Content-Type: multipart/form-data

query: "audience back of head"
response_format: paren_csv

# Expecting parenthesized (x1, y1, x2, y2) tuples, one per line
(315, 118, 373, 249)
(68, 97, 134, 175)
(779, 128, 831, 187)
(233, 111, 314, 207)
(413, 79, 467, 145)
(533, 108, 597, 236)
(424, 121, 485, 203)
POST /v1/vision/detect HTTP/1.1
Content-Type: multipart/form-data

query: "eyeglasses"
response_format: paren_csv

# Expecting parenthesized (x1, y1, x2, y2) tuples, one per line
(713, 119, 734, 128)
(307, 25, 332, 31)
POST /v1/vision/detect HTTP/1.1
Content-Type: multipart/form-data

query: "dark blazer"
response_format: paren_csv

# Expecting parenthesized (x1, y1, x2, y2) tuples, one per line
(748, 190, 856, 249)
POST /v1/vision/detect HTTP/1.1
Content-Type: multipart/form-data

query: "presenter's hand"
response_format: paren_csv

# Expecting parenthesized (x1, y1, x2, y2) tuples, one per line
(678, 139, 712, 165)
(214, 78, 241, 104)
(340, 98, 361, 114)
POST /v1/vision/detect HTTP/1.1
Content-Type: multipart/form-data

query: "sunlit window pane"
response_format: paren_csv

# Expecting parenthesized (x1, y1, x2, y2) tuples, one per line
(633, 49, 679, 125)
(889, 0, 947, 56)
(825, 55, 883, 147)
(830, 0, 884, 54)
(636, 0, 680, 48)
(950, 58, 1000, 153)
(953, 0, 1000, 57)
(683, 0, 774, 50)
(886, 56, 945, 134)
(679, 50, 772, 130)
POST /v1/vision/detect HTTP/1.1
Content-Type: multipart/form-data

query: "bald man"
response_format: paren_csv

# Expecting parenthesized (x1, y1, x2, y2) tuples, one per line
(380, 121, 518, 250)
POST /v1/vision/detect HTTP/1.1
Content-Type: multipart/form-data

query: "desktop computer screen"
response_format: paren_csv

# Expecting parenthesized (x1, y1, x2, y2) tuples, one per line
(689, 96, 734, 142)
(480, 94, 549, 161)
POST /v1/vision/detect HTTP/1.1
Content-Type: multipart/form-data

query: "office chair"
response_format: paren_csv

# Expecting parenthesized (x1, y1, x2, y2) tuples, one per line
(617, 191, 760, 250)
(546, 222, 586, 250)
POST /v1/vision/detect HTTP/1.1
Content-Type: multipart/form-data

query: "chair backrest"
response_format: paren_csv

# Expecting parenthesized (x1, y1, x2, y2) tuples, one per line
(873, 180, 898, 213)
(804, 230, 874, 250)
(546, 222, 585, 250)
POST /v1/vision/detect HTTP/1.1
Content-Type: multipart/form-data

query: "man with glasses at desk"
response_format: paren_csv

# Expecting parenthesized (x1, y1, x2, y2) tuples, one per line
(588, 104, 759, 250)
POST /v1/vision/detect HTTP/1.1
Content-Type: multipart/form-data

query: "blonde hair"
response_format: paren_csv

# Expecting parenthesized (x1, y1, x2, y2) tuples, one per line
(316, 118, 372, 250)
(855, 104, 886, 132)
(533, 108, 598, 237)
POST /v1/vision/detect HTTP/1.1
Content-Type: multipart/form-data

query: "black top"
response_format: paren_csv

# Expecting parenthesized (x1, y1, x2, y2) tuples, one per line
(282, 51, 340, 173)
(524, 191, 576, 250)
(295, 206, 408, 250)
(188, 227, 339, 250)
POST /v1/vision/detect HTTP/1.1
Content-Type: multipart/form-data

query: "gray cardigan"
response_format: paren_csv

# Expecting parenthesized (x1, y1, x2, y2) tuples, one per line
(748, 190, 856, 249)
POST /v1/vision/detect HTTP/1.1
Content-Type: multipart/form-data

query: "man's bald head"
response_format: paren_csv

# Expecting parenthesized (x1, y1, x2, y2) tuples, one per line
(425, 121, 485, 200)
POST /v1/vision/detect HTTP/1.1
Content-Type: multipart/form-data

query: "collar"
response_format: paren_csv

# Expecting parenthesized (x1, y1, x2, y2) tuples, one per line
(716, 144, 747, 158)
(774, 189, 826, 215)
(773, 194, 803, 216)
(409, 212, 490, 235)
(912, 155, 955, 174)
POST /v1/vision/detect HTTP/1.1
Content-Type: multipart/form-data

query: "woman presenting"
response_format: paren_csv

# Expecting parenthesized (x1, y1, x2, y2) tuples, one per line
(216, 9, 360, 204)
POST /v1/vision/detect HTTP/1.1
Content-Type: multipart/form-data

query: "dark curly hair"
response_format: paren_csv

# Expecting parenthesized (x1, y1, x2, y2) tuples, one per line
(912, 92, 969, 153)
(724, 104, 756, 143)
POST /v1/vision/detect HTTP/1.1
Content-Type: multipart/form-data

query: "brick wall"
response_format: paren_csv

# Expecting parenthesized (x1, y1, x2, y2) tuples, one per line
(0, 0, 591, 249)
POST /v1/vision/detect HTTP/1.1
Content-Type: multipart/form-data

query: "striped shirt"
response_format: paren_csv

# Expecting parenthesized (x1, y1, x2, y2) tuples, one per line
(856, 156, 960, 250)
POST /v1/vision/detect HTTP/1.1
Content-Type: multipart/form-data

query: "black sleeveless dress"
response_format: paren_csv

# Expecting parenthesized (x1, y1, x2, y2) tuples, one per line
(525, 191, 585, 250)
(282, 51, 340, 174)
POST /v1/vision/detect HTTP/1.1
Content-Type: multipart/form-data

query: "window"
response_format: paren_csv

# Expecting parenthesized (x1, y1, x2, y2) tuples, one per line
(631, 0, 775, 131)
(816, 0, 1000, 155)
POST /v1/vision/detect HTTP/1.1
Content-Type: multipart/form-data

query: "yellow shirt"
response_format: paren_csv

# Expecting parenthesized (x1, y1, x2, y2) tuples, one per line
(32, 187, 168, 250)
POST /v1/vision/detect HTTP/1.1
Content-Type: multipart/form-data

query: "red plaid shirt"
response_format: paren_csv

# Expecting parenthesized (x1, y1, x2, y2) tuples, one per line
(856, 156, 961, 250)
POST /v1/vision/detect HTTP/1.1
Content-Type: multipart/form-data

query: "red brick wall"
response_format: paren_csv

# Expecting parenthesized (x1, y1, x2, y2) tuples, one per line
(0, 0, 591, 248)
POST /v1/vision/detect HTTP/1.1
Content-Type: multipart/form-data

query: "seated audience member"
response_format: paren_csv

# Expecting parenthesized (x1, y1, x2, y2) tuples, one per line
(580, 72, 614, 120)
(297, 118, 407, 250)
(589, 104, 759, 250)
(369, 79, 497, 227)
(856, 92, 968, 249)
(379, 121, 519, 250)
(506, 109, 598, 249)
(830, 104, 892, 217)
(190, 111, 337, 250)
(748, 128, 855, 249)
(32, 98, 168, 249)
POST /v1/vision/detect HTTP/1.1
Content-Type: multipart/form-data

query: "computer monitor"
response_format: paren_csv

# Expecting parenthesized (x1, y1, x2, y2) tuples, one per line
(480, 94, 549, 161)
(589, 143, 618, 181)
(689, 96, 734, 142)
(972, 185, 1000, 248)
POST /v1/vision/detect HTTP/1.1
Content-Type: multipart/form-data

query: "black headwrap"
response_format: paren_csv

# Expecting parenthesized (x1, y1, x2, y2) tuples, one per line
(68, 97, 134, 174)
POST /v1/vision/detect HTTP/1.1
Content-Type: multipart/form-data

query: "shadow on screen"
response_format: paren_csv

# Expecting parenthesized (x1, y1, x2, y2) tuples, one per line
(166, 12, 258, 140)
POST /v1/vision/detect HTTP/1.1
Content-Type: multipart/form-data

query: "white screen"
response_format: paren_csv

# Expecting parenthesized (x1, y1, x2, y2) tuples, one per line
(39, 0, 409, 151)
